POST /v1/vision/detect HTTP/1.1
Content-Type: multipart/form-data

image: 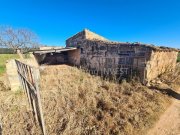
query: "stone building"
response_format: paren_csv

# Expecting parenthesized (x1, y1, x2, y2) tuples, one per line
(66, 29, 178, 83)
(34, 29, 179, 84)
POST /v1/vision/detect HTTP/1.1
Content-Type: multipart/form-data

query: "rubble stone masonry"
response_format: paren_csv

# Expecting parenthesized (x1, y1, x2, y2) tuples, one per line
(66, 29, 179, 83)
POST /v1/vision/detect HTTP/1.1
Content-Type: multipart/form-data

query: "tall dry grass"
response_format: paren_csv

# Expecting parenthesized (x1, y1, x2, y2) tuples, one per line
(40, 65, 171, 135)
(0, 81, 41, 135)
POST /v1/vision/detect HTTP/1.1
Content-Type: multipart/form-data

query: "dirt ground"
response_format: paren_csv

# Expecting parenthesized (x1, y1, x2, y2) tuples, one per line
(147, 82, 180, 135)
(147, 63, 180, 135)
(147, 99, 180, 135)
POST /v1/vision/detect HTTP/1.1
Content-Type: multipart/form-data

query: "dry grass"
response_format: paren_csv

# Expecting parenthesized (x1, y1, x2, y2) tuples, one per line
(1, 63, 178, 135)
(160, 63, 180, 91)
(0, 53, 41, 134)
(40, 65, 171, 135)
(0, 79, 41, 135)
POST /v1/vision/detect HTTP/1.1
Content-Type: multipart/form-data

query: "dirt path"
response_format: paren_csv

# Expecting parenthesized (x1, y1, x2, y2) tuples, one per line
(147, 95, 180, 135)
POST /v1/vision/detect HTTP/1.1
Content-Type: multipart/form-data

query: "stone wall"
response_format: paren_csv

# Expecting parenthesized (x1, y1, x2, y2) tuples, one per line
(85, 29, 108, 41)
(6, 59, 21, 91)
(66, 30, 86, 47)
(145, 51, 178, 81)
(66, 29, 108, 47)
(68, 39, 152, 81)
(66, 29, 179, 83)
(68, 49, 80, 66)
(34, 53, 47, 64)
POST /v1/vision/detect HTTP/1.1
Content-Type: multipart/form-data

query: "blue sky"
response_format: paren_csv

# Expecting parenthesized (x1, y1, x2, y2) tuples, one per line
(0, 0, 180, 48)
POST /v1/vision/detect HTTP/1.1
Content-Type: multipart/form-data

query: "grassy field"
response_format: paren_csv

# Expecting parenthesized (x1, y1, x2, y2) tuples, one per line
(0, 54, 19, 75)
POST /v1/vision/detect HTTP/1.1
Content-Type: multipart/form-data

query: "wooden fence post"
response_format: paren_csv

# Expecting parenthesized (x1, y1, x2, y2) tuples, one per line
(15, 60, 46, 135)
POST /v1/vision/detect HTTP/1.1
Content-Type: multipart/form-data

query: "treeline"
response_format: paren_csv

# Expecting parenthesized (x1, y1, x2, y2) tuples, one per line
(0, 48, 40, 54)
(0, 48, 15, 54)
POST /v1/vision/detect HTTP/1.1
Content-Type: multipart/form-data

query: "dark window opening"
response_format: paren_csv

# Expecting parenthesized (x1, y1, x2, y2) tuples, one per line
(40, 51, 68, 65)
(81, 48, 84, 54)
(92, 46, 95, 52)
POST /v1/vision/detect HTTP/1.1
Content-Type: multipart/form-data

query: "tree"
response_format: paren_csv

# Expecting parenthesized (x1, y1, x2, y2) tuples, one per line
(0, 26, 39, 58)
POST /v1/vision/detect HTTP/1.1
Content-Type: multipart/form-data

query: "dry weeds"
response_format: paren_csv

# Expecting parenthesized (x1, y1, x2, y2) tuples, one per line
(0, 80, 41, 135)
(40, 65, 171, 135)
(160, 63, 180, 92)
(1, 63, 178, 135)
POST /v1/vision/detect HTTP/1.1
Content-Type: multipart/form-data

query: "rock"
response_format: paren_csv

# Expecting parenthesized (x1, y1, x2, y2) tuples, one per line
(134, 115, 139, 121)
(156, 80, 162, 84)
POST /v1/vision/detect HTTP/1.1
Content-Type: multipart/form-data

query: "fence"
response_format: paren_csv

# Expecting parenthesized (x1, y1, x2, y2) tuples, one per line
(15, 60, 46, 135)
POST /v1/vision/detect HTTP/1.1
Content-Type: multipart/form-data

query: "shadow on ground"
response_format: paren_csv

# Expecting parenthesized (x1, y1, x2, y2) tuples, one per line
(0, 124, 2, 135)
(149, 86, 180, 100)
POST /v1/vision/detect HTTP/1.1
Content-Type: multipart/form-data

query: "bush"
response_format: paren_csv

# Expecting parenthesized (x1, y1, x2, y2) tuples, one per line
(177, 52, 180, 62)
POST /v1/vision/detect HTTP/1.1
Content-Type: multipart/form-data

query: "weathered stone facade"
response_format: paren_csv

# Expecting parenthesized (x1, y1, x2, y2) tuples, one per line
(66, 29, 179, 83)
(6, 59, 21, 91)
(145, 51, 178, 81)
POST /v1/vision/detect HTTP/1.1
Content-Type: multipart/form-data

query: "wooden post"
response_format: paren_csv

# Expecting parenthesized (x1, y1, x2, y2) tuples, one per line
(34, 68, 46, 135)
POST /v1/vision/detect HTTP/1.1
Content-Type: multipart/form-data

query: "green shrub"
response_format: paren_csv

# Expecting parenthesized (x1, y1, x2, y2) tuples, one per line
(177, 52, 180, 62)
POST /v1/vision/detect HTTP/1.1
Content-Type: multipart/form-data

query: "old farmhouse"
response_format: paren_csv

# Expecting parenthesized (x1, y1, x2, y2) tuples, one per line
(33, 29, 179, 84)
